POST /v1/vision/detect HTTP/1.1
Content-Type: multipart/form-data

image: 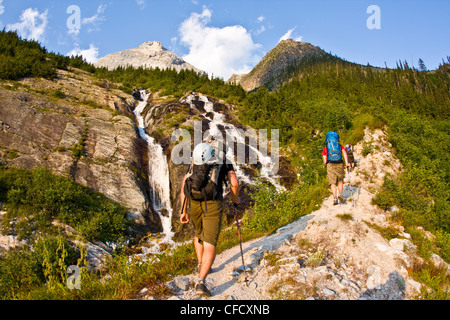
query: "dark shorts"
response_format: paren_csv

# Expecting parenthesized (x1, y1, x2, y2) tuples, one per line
(348, 153, 355, 163)
(191, 200, 223, 247)
(327, 162, 345, 185)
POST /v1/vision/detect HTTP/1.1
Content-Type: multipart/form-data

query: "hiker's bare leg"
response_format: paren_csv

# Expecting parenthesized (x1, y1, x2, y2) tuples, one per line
(338, 181, 344, 195)
(330, 184, 337, 197)
(199, 242, 216, 279)
(194, 236, 203, 265)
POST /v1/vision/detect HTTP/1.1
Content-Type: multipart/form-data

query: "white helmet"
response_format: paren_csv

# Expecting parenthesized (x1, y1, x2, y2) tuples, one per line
(193, 143, 214, 165)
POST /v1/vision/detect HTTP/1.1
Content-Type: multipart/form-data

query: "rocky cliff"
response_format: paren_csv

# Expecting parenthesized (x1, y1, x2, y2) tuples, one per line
(95, 41, 206, 75)
(0, 68, 161, 235)
(228, 39, 335, 91)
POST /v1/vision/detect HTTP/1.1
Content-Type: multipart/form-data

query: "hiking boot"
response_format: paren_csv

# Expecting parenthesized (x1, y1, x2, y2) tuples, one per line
(338, 195, 346, 204)
(195, 282, 211, 297)
(333, 197, 338, 206)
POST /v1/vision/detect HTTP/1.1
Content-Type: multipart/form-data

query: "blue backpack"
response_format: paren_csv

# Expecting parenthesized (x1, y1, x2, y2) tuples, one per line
(326, 132, 342, 163)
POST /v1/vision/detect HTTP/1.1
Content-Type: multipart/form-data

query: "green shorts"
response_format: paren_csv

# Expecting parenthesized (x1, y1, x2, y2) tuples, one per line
(326, 162, 345, 185)
(190, 200, 223, 247)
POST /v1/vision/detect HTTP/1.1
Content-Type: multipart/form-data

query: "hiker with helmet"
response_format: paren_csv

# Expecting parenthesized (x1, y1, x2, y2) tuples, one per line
(180, 142, 240, 297)
(345, 144, 355, 171)
(322, 132, 350, 205)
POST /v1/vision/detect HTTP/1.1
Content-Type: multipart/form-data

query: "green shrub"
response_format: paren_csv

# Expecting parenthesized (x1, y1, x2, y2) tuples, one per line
(0, 167, 132, 242)
(361, 141, 374, 156)
(52, 89, 66, 99)
(34, 236, 78, 285)
(244, 179, 327, 234)
(0, 235, 81, 299)
(0, 246, 42, 299)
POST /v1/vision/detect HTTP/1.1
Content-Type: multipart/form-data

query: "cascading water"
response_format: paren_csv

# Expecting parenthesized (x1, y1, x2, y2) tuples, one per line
(133, 90, 174, 253)
(182, 93, 285, 191)
(132, 91, 283, 256)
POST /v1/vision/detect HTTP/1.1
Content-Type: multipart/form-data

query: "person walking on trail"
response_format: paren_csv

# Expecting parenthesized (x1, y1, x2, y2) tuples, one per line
(345, 144, 356, 171)
(180, 143, 240, 297)
(322, 132, 350, 206)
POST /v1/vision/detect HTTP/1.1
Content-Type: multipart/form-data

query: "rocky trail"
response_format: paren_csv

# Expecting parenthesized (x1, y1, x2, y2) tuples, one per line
(139, 128, 449, 301)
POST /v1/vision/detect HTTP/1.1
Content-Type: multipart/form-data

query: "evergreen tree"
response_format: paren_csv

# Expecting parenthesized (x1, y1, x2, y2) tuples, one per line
(418, 58, 427, 72)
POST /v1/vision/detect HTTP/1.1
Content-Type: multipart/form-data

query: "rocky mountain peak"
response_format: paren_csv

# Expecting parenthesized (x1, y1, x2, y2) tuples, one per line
(138, 41, 164, 51)
(95, 41, 206, 75)
(229, 39, 333, 91)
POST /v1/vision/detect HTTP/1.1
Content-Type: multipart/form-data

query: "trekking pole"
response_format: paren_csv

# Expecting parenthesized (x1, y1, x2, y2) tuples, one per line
(234, 203, 249, 287)
(347, 167, 354, 208)
(347, 167, 351, 187)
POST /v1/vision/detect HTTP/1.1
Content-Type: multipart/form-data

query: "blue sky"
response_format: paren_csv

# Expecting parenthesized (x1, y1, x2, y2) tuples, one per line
(0, 0, 449, 79)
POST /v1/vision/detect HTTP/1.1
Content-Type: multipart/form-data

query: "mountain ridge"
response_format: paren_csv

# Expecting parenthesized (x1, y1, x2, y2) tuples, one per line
(95, 41, 206, 75)
(228, 39, 339, 91)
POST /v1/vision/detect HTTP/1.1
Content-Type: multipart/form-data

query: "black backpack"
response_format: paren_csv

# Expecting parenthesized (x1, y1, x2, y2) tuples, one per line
(183, 161, 223, 213)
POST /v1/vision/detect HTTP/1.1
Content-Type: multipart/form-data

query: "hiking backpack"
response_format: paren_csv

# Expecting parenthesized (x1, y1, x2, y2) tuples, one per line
(183, 160, 223, 214)
(184, 161, 222, 203)
(325, 132, 343, 163)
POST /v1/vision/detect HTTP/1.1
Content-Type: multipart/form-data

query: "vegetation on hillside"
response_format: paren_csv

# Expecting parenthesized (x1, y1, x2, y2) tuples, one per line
(0, 167, 131, 243)
(237, 56, 450, 298)
(0, 30, 95, 80)
(93, 65, 247, 105)
(239, 56, 450, 237)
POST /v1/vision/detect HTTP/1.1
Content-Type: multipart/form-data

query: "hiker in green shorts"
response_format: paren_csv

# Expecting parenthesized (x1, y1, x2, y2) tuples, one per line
(180, 143, 240, 297)
(322, 132, 350, 205)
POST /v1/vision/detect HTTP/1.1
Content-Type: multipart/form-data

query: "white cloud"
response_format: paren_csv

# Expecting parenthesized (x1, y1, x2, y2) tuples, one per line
(279, 27, 303, 43)
(67, 44, 99, 64)
(6, 8, 48, 42)
(82, 4, 107, 32)
(179, 7, 262, 80)
(253, 15, 267, 36)
(254, 25, 265, 36)
(136, 0, 147, 10)
(68, 28, 80, 37)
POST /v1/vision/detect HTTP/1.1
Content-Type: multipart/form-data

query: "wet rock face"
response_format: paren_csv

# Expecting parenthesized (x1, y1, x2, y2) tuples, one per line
(0, 70, 161, 235)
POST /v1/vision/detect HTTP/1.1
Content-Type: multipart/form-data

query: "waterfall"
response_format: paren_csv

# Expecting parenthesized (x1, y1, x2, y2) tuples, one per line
(133, 91, 174, 253)
(132, 91, 284, 256)
(183, 93, 285, 191)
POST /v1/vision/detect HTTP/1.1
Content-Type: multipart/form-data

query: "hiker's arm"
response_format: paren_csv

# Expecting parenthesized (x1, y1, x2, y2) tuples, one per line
(322, 155, 327, 166)
(342, 149, 350, 168)
(227, 170, 240, 205)
(180, 175, 189, 224)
